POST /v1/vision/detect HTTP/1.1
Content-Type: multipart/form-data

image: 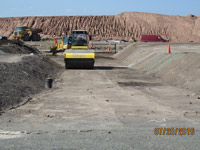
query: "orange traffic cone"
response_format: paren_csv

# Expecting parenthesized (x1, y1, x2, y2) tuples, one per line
(167, 44, 171, 54)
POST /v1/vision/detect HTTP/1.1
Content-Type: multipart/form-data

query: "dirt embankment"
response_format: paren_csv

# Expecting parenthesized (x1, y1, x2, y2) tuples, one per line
(0, 12, 200, 42)
(114, 43, 200, 93)
(0, 41, 61, 111)
(0, 40, 41, 54)
(0, 56, 60, 111)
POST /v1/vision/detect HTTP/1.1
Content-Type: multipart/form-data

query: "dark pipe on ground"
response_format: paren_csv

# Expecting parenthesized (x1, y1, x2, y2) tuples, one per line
(45, 78, 53, 88)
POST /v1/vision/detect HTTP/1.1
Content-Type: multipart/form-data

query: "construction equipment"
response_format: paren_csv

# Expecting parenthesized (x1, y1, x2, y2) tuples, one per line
(64, 30, 95, 69)
(0, 36, 7, 40)
(50, 35, 72, 54)
(12, 26, 42, 41)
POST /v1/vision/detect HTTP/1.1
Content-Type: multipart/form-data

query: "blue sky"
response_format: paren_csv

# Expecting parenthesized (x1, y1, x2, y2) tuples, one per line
(1, 0, 200, 17)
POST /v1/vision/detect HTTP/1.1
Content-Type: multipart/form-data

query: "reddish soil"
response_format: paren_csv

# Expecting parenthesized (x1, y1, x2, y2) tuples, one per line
(0, 12, 200, 42)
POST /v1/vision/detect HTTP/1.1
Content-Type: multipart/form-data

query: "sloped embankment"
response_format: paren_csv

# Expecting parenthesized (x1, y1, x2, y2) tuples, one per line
(114, 43, 200, 92)
(0, 41, 61, 111)
(0, 40, 41, 54)
(0, 56, 61, 111)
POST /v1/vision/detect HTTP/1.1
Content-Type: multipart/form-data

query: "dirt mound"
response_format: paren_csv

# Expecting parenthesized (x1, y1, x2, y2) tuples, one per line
(0, 12, 200, 42)
(0, 40, 41, 54)
(0, 56, 61, 111)
(116, 12, 200, 42)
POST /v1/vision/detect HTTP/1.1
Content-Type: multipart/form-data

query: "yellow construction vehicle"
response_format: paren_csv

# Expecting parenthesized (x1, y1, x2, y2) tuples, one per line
(64, 30, 95, 69)
(12, 26, 42, 41)
(50, 36, 72, 54)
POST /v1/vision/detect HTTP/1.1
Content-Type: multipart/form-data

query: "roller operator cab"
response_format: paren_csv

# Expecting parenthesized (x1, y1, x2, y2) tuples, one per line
(64, 30, 95, 69)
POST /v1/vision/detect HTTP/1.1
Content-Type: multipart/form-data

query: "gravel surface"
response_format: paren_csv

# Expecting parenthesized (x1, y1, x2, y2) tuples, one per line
(0, 42, 200, 149)
(0, 55, 199, 149)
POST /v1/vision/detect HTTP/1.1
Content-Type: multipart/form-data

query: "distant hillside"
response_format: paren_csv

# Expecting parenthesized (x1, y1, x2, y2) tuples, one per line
(0, 12, 200, 42)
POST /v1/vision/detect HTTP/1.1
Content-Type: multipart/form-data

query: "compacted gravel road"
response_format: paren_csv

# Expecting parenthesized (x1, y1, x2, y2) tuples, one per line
(0, 53, 199, 150)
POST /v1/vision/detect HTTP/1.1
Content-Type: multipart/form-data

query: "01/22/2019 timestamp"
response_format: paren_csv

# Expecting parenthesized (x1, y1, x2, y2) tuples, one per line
(154, 128, 195, 135)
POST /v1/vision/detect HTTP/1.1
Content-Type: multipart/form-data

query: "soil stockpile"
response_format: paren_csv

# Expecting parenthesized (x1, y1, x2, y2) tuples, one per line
(0, 40, 41, 54)
(0, 12, 200, 42)
(0, 56, 60, 111)
(0, 40, 60, 111)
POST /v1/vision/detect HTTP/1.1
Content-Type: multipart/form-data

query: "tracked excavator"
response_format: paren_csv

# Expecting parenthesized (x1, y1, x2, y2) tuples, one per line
(64, 30, 95, 69)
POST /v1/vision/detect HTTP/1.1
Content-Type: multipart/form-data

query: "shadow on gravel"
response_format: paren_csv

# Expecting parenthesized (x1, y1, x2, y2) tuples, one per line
(118, 81, 160, 87)
(95, 56, 115, 60)
(94, 66, 128, 70)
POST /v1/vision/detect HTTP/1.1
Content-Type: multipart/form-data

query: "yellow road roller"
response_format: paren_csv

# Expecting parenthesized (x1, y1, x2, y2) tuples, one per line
(64, 30, 95, 69)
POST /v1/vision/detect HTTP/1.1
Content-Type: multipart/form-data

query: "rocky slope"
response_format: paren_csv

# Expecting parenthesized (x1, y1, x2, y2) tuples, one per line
(0, 12, 200, 42)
